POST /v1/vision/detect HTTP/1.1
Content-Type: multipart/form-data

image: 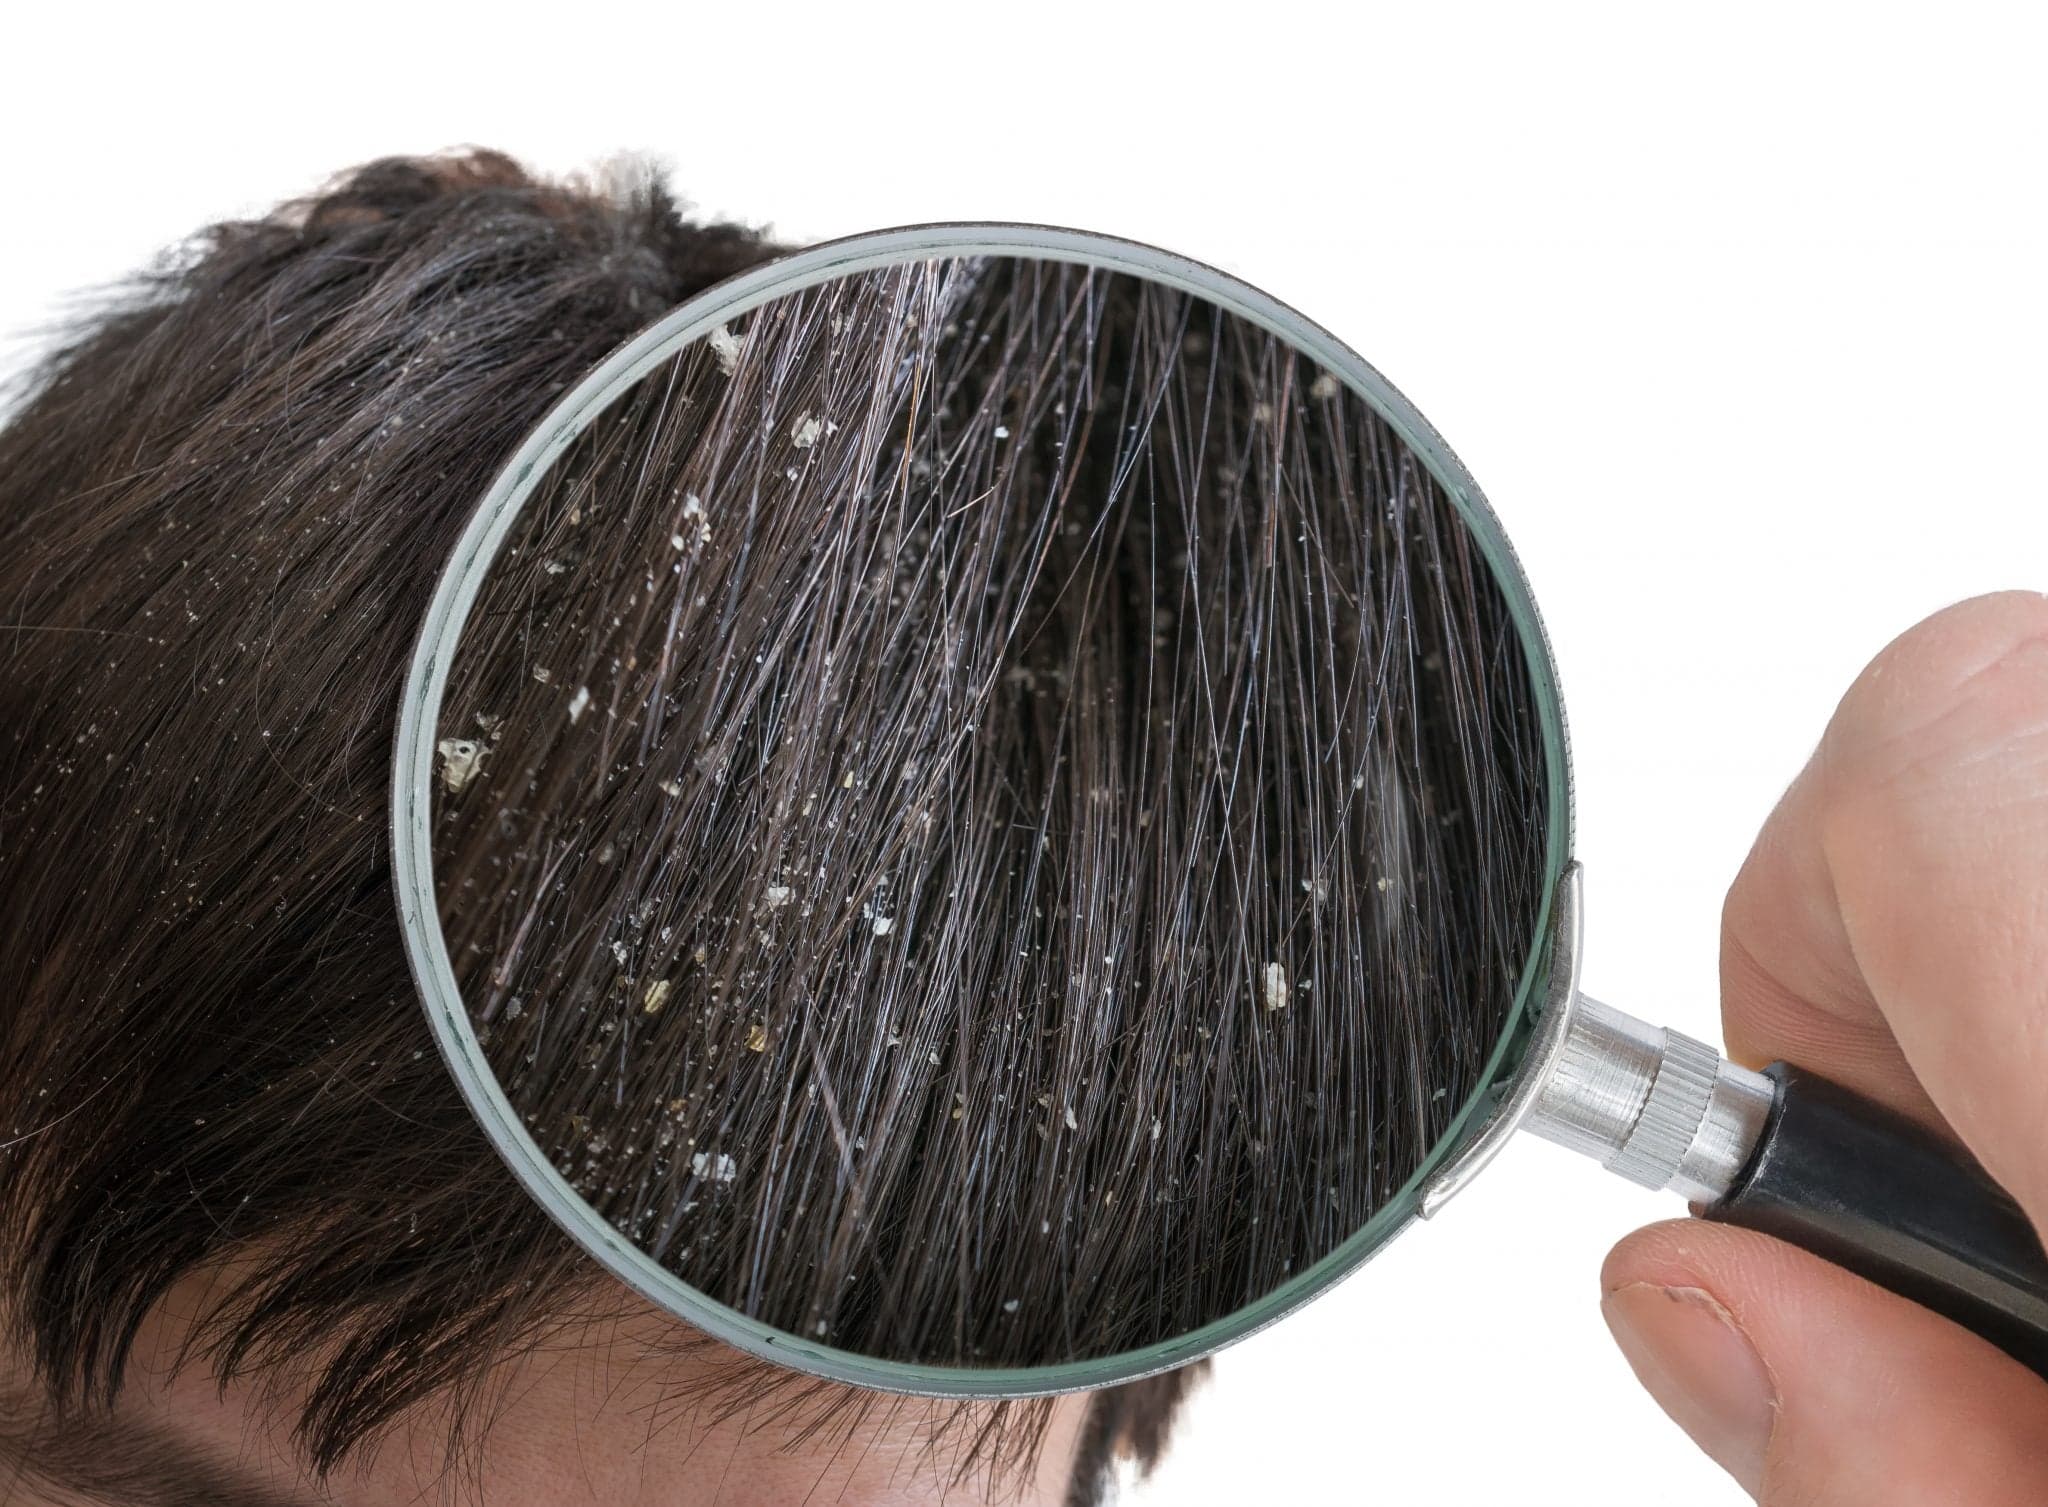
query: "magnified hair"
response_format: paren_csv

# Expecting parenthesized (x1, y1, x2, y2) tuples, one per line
(434, 253, 1550, 1367)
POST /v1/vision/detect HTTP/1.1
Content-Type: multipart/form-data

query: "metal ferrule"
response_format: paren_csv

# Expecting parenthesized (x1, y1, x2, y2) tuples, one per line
(1522, 995, 1775, 1204)
(1421, 863, 1780, 1218)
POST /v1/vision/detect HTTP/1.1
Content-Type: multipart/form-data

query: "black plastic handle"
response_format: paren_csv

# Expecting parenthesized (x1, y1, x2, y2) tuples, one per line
(1705, 1063, 2048, 1377)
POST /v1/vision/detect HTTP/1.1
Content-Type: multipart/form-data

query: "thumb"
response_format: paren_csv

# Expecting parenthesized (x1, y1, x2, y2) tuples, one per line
(1602, 1220, 2048, 1504)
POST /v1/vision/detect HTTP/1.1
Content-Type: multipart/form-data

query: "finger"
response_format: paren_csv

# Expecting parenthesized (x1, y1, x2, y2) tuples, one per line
(1720, 589, 2048, 1223)
(1604, 1220, 2048, 1505)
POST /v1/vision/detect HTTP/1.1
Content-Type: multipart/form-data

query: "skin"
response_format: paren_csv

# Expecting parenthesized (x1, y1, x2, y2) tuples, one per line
(0, 1265, 1089, 1506)
(1603, 590, 2048, 1503)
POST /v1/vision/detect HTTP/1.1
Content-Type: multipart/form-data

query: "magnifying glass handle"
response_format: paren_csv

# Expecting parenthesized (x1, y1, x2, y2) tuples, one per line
(1707, 1062, 2048, 1378)
(1525, 997, 2048, 1378)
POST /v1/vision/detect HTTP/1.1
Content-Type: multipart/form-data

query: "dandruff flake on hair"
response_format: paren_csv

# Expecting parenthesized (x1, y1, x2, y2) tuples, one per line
(435, 737, 485, 793)
(706, 323, 743, 374)
(690, 1150, 737, 1184)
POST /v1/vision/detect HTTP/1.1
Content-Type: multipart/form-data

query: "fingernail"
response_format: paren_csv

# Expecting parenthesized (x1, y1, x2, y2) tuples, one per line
(1602, 1283, 1776, 1497)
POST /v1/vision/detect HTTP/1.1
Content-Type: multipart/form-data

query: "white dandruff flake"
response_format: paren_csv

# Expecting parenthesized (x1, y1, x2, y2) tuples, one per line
(870, 914, 894, 937)
(1376, 875, 1392, 893)
(1309, 371, 1340, 400)
(1151, 1117, 1162, 1142)
(1264, 961, 1289, 1012)
(642, 979, 671, 1014)
(691, 1150, 737, 1183)
(993, 424, 1010, 440)
(791, 413, 824, 448)
(566, 686, 592, 723)
(706, 324, 743, 374)
(1002, 1298, 1020, 1314)
(763, 884, 793, 910)
(435, 738, 484, 793)
(1063, 1105, 1078, 1131)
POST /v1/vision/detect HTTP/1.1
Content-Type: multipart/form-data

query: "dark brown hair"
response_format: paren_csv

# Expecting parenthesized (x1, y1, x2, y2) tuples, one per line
(434, 248, 1548, 1367)
(0, 151, 1545, 1498)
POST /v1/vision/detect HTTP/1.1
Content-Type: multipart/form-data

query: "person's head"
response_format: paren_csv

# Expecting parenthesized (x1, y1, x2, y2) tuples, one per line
(0, 152, 1543, 1504)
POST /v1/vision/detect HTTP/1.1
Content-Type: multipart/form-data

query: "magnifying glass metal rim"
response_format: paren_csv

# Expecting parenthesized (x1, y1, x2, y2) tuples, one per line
(390, 221, 1578, 1398)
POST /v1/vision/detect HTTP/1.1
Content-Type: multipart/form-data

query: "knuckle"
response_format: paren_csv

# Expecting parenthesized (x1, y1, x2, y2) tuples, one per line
(1819, 591, 2048, 805)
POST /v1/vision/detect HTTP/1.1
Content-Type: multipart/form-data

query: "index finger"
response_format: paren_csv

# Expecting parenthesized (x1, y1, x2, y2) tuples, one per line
(1720, 590, 2048, 1229)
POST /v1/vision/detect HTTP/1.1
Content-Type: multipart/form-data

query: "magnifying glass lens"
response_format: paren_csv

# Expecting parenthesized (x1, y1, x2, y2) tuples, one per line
(421, 250, 1554, 1380)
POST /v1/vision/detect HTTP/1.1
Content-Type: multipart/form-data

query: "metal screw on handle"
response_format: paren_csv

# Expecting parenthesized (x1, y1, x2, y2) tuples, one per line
(1524, 995, 1776, 1205)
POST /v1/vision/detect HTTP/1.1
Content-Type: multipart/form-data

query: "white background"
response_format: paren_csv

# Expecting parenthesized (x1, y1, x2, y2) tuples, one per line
(4, 5, 2044, 1503)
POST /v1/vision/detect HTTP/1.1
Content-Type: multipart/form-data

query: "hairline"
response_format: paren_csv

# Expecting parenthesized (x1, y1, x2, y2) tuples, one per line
(0, 1382, 324, 1507)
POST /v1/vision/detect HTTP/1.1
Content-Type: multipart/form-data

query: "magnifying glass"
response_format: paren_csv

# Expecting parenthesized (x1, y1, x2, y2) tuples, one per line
(392, 224, 2048, 1397)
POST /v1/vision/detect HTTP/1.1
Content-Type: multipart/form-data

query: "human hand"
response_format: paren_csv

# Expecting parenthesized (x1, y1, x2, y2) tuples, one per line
(1602, 591, 2048, 1504)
